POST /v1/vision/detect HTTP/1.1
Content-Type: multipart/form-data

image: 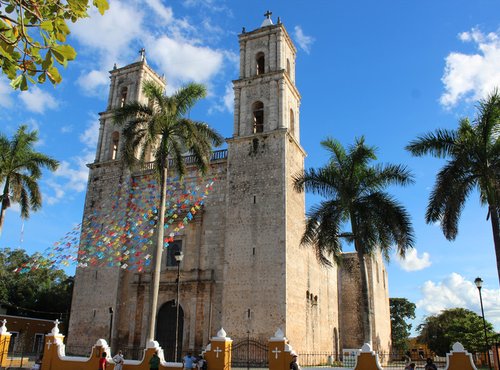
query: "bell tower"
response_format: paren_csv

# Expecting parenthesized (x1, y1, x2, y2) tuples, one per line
(222, 13, 314, 344)
(67, 51, 165, 349)
(232, 12, 301, 140)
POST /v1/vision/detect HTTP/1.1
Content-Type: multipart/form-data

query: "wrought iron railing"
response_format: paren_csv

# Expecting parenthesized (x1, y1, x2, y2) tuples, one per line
(138, 149, 228, 172)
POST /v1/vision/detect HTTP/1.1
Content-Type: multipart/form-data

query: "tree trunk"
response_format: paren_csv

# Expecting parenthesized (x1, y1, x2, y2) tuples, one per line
(0, 181, 10, 237)
(489, 205, 500, 284)
(356, 246, 374, 347)
(147, 163, 168, 343)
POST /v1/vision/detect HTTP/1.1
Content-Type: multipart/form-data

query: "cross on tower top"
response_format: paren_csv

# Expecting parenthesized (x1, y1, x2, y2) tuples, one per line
(139, 48, 146, 61)
(264, 10, 272, 19)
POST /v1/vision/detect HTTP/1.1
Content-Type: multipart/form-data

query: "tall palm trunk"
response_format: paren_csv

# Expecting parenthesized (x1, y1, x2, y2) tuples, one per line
(148, 162, 168, 342)
(489, 205, 500, 283)
(356, 247, 373, 346)
(352, 216, 373, 346)
(0, 181, 10, 237)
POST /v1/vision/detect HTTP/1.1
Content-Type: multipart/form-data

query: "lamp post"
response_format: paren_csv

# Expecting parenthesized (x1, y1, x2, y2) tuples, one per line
(474, 277, 492, 370)
(174, 250, 184, 362)
(109, 307, 114, 351)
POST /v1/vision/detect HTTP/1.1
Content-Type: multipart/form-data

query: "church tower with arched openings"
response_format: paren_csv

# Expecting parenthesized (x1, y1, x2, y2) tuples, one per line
(221, 13, 341, 349)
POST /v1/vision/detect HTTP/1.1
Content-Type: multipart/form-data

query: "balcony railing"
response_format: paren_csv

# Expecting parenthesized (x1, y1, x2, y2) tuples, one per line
(137, 149, 227, 172)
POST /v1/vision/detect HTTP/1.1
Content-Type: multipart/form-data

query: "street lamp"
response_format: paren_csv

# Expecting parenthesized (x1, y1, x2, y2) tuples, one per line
(109, 307, 114, 351)
(174, 250, 184, 362)
(474, 277, 492, 370)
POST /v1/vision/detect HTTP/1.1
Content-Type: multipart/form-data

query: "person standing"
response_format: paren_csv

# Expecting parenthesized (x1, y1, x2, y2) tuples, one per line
(196, 355, 206, 370)
(425, 358, 437, 370)
(113, 350, 124, 370)
(183, 353, 195, 370)
(290, 353, 300, 370)
(99, 352, 107, 370)
(405, 363, 416, 370)
(149, 351, 160, 370)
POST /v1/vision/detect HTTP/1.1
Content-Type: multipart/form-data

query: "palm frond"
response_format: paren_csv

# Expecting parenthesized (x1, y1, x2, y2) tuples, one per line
(406, 129, 457, 158)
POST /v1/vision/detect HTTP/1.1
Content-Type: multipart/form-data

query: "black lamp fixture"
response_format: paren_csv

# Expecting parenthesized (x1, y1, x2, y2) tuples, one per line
(474, 277, 492, 370)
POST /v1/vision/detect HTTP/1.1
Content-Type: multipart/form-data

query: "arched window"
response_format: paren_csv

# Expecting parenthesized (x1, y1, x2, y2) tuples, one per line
(110, 131, 119, 160)
(119, 87, 128, 107)
(286, 59, 291, 76)
(289, 109, 295, 135)
(252, 101, 264, 133)
(256, 52, 265, 75)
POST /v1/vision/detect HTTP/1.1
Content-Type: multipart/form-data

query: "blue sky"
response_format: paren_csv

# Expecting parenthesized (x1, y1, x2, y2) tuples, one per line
(1, 0, 500, 335)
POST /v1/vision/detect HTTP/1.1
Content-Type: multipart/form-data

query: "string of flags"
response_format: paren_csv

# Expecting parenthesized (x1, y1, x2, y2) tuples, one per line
(14, 174, 216, 274)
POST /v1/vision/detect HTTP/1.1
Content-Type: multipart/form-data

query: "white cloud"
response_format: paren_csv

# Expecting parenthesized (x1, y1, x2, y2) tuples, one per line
(19, 86, 58, 114)
(77, 70, 109, 96)
(0, 78, 13, 108)
(440, 28, 500, 107)
(79, 116, 100, 148)
(144, 0, 173, 23)
(71, 1, 143, 55)
(209, 82, 234, 114)
(417, 273, 500, 329)
(71, 0, 144, 94)
(148, 35, 224, 91)
(70, 0, 227, 96)
(53, 156, 92, 193)
(396, 248, 432, 271)
(45, 118, 98, 204)
(61, 125, 74, 133)
(294, 25, 315, 54)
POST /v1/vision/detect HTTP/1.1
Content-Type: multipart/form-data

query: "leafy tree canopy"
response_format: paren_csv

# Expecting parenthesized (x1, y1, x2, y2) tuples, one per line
(0, 0, 109, 90)
(390, 297, 416, 351)
(417, 307, 499, 356)
(0, 248, 73, 321)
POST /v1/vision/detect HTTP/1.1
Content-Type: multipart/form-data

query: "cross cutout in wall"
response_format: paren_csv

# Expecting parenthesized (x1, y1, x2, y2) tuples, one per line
(214, 347, 222, 358)
(47, 340, 52, 349)
(272, 347, 281, 359)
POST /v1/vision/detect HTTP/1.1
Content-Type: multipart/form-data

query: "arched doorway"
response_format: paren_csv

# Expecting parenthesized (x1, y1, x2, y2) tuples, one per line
(156, 300, 184, 361)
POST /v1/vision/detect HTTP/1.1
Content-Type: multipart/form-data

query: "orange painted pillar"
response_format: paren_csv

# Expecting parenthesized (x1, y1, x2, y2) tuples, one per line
(0, 319, 12, 368)
(204, 328, 232, 370)
(268, 328, 296, 370)
(41, 319, 67, 370)
(445, 342, 476, 370)
(353, 343, 383, 370)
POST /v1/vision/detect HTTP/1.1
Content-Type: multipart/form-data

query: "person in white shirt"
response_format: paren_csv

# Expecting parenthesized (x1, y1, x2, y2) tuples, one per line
(113, 350, 124, 370)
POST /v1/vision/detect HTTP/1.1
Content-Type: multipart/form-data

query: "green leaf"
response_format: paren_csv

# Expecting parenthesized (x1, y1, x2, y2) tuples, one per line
(42, 51, 53, 70)
(38, 73, 46, 84)
(52, 44, 76, 66)
(46, 66, 62, 84)
(40, 21, 54, 32)
(5, 4, 15, 13)
(20, 75, 28, 91)
(93, 0, 110, 15)
(10, 74, 23, 89)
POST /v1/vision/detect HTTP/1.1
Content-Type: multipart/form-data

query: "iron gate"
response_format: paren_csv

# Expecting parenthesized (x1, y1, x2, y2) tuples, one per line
(231, 338, 268, 368)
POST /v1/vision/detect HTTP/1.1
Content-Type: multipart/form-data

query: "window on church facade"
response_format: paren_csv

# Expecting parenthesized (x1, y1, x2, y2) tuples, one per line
(286, 59, 291, 76)
(120, 87, 128, 107)
(290, 109, 295, 135)
(165, 240, 182, 267)
(252, 101, 264, 133)
(256, 53, 265, 75)
(110, 131, 119, 160)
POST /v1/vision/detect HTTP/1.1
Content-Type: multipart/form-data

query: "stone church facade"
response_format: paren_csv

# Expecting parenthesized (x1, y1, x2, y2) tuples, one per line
(67, 16, 391, 358)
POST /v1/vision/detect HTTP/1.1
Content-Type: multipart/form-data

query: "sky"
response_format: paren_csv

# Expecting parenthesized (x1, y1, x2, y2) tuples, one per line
(1, 0, 500, 337)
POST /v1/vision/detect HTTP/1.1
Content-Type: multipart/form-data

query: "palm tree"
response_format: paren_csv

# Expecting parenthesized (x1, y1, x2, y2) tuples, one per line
(114, 80, 223, 344)
(406, 89, 500, 283)
(0, 125, 59, 236)
(293, 136, 414, 346)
